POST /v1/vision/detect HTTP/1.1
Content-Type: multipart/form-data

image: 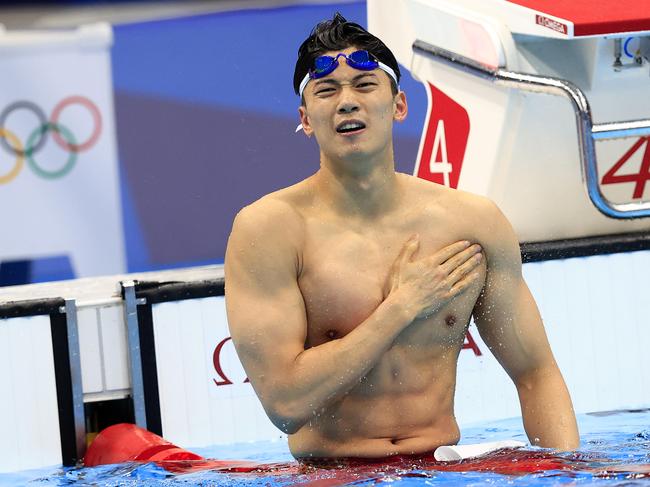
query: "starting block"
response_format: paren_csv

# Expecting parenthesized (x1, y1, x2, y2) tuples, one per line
(369, 0, 650, 242)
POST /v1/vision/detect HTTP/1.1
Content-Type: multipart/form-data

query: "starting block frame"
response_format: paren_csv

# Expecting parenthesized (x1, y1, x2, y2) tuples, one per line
(412, 39, 650, 219)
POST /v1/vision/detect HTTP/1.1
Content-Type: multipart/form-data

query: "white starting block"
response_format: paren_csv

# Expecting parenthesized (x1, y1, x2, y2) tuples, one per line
(369, 0, 650, 242)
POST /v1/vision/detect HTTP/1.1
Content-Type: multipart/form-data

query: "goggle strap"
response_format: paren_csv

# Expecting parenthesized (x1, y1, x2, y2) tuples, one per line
(298, 61, 399, 99)
(376, 61, 399, 89)
(298, 74, 311, 99)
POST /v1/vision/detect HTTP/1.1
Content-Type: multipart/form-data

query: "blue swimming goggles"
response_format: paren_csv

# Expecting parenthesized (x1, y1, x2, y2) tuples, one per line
(298, 50, 399, 98)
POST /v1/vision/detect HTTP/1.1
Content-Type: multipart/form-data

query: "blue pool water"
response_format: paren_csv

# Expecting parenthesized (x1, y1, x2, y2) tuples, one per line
(2, 409, 649, 486)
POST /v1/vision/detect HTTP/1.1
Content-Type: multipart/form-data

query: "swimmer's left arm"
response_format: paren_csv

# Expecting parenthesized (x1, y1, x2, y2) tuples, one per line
(471, 200, 580, 451)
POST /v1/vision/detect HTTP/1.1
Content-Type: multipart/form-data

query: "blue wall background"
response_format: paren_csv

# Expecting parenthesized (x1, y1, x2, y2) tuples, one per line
(0, 1, 427, 285)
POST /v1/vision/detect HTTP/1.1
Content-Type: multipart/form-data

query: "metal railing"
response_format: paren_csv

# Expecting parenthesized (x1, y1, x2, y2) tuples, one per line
(412, 39, 650, 219)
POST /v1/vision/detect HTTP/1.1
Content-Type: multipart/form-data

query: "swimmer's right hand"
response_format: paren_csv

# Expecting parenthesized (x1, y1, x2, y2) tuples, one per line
(385, 236, 483, 319)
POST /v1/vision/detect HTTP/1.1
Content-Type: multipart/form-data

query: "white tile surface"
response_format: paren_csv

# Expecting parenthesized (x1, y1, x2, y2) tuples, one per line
(456, 250, 650, 426)
(0, 319, 19, 473)
(629, 251, 650, 401)
(30, 317, 61, 469)
(209, 397, 236, 445)
(77, 308, 103, 393)
(152, 297, 279, 448)
(561, 257, 598, 413)
(0, 316, 61, 473)
(153, 302, 188, 445)
(586, 256, 620, 411)
(99, 305, 130, 391)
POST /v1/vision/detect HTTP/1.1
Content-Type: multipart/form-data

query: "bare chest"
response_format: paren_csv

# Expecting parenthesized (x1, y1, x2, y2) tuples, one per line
(298, 216, 486, 352)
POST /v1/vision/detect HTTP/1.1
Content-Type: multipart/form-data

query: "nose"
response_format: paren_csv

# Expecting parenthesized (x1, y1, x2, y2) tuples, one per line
(336, 87, 360, 115)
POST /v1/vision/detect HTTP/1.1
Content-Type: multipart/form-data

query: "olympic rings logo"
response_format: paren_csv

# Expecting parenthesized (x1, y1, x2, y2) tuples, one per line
(0, 95, 102, 185)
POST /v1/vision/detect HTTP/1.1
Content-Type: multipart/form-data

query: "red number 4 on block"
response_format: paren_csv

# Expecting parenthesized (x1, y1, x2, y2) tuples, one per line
(601, 137, 650, 199)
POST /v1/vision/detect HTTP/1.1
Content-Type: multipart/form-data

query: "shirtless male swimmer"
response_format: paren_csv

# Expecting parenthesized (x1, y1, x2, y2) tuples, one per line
(225, 13, 580, 459)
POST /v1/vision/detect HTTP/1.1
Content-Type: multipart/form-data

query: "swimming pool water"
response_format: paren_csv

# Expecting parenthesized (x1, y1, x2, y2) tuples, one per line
(2, 409, 649, 486)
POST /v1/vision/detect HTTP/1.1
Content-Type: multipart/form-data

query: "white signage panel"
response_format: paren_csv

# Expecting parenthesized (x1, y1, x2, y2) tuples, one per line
(152, 297, 282, 448)
(0, 23, 125, 278)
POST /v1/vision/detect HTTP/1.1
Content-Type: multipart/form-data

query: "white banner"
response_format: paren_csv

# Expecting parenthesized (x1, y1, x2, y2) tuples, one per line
(0, 23, 125, 278)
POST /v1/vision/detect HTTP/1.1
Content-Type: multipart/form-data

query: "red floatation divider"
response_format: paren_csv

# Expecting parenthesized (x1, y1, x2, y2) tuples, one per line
(84, 423, 265, 473)
(84, 423, 572, 476)
(86, 423, 650, 484)
(84, 423, 203, 466)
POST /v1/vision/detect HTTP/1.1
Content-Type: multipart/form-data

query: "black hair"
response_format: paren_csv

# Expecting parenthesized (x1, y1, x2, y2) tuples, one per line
(293, 13, 401, 98)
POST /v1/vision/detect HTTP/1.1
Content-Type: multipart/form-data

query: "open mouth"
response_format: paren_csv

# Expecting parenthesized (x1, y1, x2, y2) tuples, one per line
(336, 120, 366, 134)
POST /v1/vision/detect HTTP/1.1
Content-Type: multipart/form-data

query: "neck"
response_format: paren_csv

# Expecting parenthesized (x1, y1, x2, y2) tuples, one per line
(314, 149, 401, 219)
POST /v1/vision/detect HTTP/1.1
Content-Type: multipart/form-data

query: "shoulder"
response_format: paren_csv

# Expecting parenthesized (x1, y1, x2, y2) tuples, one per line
(401, 174, 519, 264)
(455, 190, 510, 233)
(449, 191, 518, 257)
(231, 185, 307, 244)
(226, 183, 309, 281)
(453, 192, 521, 271)
(400, 173, 506, 224)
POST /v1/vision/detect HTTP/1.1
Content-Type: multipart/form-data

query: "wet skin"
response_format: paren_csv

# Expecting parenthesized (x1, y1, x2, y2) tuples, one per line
(291, 175, 487, 457)
(225, 47, 579, 459)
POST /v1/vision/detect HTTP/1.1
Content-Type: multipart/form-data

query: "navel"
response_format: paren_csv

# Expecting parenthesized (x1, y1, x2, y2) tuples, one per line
(445, 315, 457, 327)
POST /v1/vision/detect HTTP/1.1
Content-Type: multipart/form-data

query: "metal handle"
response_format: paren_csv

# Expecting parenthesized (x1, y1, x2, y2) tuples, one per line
(412, 39, 650, 219)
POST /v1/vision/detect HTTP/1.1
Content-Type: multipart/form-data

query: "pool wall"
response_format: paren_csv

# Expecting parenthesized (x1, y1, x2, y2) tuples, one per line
(1, 246, 649, 472)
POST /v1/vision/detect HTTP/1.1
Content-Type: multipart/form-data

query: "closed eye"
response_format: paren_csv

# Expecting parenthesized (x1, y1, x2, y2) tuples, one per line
(313, 79, 378, 95)
(315, 87, 336, 95)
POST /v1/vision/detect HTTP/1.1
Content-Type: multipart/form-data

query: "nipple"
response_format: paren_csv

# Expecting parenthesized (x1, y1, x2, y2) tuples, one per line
(326, 329, 339, 339)
(445, 315, 457, 327)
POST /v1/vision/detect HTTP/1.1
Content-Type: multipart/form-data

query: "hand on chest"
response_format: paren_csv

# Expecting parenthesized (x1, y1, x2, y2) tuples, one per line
(299, 226, 484, 347)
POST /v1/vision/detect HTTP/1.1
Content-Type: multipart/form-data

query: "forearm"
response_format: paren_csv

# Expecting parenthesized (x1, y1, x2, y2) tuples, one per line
(266, 292, 415, 433)
(517, 366, 580, 450)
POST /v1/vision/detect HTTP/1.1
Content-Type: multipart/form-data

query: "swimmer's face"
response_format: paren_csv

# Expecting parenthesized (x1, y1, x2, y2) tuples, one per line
(298, 47, 407, 165)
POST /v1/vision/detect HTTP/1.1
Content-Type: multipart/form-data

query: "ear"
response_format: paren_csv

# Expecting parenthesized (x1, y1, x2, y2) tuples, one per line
(298, 105, 314, 136)
(393, 91, 408, 123)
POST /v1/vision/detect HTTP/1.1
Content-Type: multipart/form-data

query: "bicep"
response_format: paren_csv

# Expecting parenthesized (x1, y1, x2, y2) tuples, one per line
(224, 206, 307, 399)
(474, 273, 554, 382)
(472, 203, 556, 383)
